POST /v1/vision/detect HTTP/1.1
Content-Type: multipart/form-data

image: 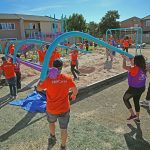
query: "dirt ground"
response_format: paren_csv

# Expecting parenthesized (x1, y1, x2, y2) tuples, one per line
(24, 45, 150, 88)
(0, 45, 150, 150)
(1, 45, 150, 89)
(22, 45, 150, 87)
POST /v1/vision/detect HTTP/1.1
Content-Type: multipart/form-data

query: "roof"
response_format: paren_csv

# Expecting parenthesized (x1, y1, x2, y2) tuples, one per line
(0, 13, 61, 22)
(121, 16, 141, 23)
(142, 15, 150, 20)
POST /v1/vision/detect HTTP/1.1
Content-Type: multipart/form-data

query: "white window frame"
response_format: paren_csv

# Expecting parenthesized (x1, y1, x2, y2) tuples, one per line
(146, 20, 150, 27)
(0, 23, 15, 30)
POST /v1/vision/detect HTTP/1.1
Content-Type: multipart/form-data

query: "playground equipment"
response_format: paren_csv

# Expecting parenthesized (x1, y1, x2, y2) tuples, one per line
(5, 31, 134, 81)
(4, 39, 90, 59)
(40, 31, 134, 81)
(106, 27, 143, 54)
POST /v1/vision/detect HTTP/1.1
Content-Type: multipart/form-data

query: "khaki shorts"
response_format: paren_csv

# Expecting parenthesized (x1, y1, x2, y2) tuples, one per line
(46, 110, 70, 129)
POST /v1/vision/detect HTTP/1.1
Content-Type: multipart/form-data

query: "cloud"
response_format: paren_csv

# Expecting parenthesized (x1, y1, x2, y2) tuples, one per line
(26, 5, 65, 13)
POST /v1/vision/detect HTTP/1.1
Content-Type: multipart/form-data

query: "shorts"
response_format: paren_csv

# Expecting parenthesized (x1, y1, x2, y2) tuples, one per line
(46, 110, 70, 129)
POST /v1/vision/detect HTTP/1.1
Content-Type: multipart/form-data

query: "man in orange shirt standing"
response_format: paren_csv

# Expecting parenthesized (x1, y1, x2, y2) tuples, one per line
(37, 59, 78, 150)
(70, 48, 80, 80)
(0, 57, 17, 99)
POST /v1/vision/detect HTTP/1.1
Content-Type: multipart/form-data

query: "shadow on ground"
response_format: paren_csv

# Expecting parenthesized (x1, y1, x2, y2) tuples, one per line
(141, 105, 150, 116)
(0, 112, 46, 142)
(71, 73, 127, 105)
(124, 122, 150, 150)
(0, 78, 38, 109)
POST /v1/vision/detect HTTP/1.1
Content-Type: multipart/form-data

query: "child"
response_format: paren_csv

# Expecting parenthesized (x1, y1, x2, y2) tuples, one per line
(122, 55, 147, 123)
(15, 54, 21, 90)
(0, 57, 17, 99)
(70, 48, 80, 80)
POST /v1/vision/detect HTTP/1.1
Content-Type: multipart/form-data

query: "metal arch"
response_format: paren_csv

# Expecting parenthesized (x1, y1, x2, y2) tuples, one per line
(13, 39, 46, 63)
(106, 27, 143, 53)
(4, 40, 20, 57)
(12, 39, 90, 63)
(40, 31, 134, 81)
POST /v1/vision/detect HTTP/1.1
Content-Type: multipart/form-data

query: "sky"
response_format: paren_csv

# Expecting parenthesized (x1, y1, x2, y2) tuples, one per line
(0, 0, 150, 23)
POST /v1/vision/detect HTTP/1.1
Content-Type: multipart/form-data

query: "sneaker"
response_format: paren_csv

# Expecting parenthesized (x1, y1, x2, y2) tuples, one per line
(127, 115, 137, 121)
(12, 95, 18, 99)
(135, 118, 140, 124)
(60, 145, 66, 150)
(140, 100, 149, 107)
(47, 136, 56, 150)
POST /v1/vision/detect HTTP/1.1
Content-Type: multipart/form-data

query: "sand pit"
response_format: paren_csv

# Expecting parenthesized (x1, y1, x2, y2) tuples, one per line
(18, 47, 126, 88)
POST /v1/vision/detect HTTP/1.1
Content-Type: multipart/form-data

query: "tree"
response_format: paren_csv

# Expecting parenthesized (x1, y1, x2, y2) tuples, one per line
(88, 21, 99, 37)
(98, 10, 120, 35)
(66, 13, 86, 32)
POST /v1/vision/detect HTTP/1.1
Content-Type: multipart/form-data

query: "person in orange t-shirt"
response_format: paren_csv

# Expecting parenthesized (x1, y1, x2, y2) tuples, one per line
(122, 55, 146, 123)
(123, 37, 129, 52)
(37, 59, 77, 150)
(120, 38, 124, 48)
(9, 44, 15, 55)
(0, 57, 17, 99)
(37, 48, 46, 65)
(49, 48, 60, 68)
(70, 48, 80, 80)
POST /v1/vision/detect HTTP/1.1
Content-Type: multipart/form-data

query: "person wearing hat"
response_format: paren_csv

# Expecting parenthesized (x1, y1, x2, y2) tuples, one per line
(37, 59, 78, 150)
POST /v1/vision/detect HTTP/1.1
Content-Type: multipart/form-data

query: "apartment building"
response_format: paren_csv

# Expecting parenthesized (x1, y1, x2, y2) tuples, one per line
(0, 13, 62, 40)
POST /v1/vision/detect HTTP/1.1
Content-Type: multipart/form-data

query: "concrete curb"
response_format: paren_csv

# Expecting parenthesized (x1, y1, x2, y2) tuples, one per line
(71, 72, 127, 104)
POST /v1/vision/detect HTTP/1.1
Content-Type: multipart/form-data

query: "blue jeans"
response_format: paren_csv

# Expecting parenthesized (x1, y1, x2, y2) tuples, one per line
(7, 77, 17, 96)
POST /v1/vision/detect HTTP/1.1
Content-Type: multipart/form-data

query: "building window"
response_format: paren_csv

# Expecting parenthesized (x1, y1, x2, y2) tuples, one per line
(146, 20, 150, 26)
(0, 23, 15, 30)
(52, 23, 58, 29)
(29, 23, 36, 29)
(134, 24, 139, 27)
